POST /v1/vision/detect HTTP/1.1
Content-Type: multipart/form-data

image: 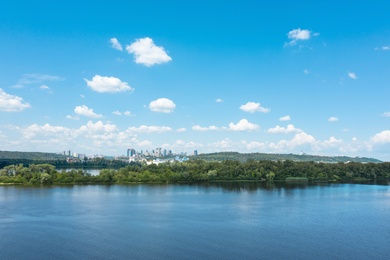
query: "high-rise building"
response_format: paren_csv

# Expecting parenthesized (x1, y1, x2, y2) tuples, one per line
(127, 148, 136, 157)
(194, 150, 198, 156)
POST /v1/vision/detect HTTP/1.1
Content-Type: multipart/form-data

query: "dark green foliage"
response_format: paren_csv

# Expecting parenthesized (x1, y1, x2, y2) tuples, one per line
(1, 160, 390, 185)
(191, 152, 381, 163)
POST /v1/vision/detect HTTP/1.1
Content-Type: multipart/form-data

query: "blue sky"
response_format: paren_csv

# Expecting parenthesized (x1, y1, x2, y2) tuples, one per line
(1, 1, 390, 160)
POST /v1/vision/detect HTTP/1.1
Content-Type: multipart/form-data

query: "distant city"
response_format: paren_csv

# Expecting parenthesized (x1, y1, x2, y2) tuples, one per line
(62, 148, 199, 164)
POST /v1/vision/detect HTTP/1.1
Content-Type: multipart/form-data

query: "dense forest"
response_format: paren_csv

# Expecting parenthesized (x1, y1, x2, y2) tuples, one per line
(1, 159, 389, 185)
(192, 152, 382, 163)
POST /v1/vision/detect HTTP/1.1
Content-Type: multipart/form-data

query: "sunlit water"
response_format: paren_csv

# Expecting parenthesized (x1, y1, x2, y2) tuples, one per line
(1, 182, 389, 259)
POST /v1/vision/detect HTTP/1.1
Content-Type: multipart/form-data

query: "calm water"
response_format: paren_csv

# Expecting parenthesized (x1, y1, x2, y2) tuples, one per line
(0, 182, 389, 259)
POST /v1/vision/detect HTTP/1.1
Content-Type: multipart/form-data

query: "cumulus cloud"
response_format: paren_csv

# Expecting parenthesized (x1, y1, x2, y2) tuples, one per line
(239, 102, 270, 113)
(215, 98, 223, 103)
(176, 128, 187, 132)
(285, 28, 317, 46)
(228, 119, 260, 131)
(279, 115, 291, 121)
(127, 125, 172, 133)
(78, 121, 117, 133)
(113, 110, 133, 116)
(192, 125, 220, 131)
(21, 123, 72, 139)
(271, 132, 316, 150)
(85, 75, 133, 93)
(123, 111, 132, 116)
(348, 72, 357, 79)
(303, 69, 310, 74)
(268, 124, 302, 134)
(322, 136, 343, 148)
(328, 117, 339, 122)
(246, 141, 266, 150)
(74, 105, 103, 118)
(371, 130, 390, 144)
(110, 38, 123, 51)
(0, 88, 31, 112)
(126, 37, 172, 66)
(149, 98, 176, 113)
(211, 138, 234, 150)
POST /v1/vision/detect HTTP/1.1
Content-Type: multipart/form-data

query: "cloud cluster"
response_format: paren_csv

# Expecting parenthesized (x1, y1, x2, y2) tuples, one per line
(279, 115, 291, 121)
(328, 117, 339, 122)
(268, 124, 301, 134)
(126, 37, 172, 67)
(240, 102, 270, 113)
(113, 110, 132, 116)
(85, 75, 133, 93)
(0, 89, 31, 112)
(74, 105, 103, 118)
(228, 119, 259, 131)
(285, 28, 317, 46)
(149, 98, 176, 113)
(127, 125, 172, 133)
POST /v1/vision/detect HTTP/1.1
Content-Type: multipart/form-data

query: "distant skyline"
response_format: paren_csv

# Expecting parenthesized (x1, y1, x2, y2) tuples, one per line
(0, 1, 390, 160)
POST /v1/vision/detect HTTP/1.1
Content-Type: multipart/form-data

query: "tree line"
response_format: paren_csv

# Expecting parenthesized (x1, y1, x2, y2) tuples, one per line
(1, 159, 390, 185)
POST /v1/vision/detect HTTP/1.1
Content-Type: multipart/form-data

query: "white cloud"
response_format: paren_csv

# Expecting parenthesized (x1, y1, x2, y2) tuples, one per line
(228, 119, 260, 131)
(322, 136, 343, 148)
(348, 72, 357, 79)
(286, 28, 316, 46)
(246, 141, 266, 150)
(215, 98, 223, 103)
(375, 46, 390, 51)
(110, 38, 123, 51)
(113, 110, 133, 116)
(13, 74, 64, 88)
(381, 112, 390, 117)
(123, 111, 132, 116)
(78, 121, 117, 133)
(21, 123, 72, 139)
(268, 124, 302, 134)
(371, 130, 390, 144)
(328, 117, 339, 122)
(149, 98, 176, 113)
(279, 115, 291, 121)
(0, 88, 31, 112)
(40, 85, 51, 92)
(192, 125, 220, 131)
(66, 115, 79, 120)
(271, 132, 316, 150)
(126, 37, 172, 66)
(239, 102, 270, 113)
(127, 125, 172, 133)
(85, 75, 133, 93)
(211, 138, 234, 150)
(74, 105, 103, 118)
(176, 128, 187, 132)
(303, 69, 310, 74)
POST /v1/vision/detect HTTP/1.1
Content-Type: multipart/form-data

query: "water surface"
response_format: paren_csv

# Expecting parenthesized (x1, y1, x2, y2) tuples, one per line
(0, 182, 389, 259)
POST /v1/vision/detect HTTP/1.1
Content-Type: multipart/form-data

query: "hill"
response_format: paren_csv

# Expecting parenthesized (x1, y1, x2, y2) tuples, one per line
(191, 152, 381, 163)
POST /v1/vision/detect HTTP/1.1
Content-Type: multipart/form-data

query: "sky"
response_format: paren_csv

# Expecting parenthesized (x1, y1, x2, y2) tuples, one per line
(0, 1, 390, 160)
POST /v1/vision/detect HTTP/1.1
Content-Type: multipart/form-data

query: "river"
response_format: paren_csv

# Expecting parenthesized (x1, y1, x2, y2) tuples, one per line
(0, 182, 389, 259)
